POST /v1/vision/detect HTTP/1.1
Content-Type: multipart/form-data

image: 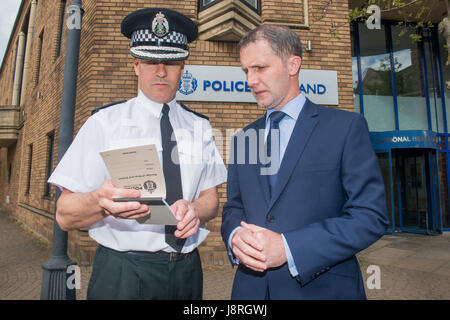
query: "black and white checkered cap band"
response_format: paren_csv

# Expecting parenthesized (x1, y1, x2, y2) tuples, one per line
(130, 30, 188, 47)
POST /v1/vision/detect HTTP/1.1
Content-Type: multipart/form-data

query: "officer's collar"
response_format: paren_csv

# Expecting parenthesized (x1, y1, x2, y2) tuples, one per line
(136, 90, 177, 119)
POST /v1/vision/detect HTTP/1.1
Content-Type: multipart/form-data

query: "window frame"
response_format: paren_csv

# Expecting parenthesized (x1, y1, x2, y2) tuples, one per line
(198, 0, 261, 14)
(240, 0, 261, 14)
(43, 131, 54, 199)
(35, 29, 44, 86)
(56, 0, 67, 58)
(26, 144, 33, 195)
(198, 0, 221, 12)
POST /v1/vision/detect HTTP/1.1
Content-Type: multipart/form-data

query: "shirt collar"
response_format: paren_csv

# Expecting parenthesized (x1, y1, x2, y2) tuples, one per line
(136, 90, 177, 119)
(266, 92, 306, 123)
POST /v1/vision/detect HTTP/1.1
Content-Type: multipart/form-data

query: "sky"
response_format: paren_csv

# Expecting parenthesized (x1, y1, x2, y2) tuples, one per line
(0, 0, 22, 66)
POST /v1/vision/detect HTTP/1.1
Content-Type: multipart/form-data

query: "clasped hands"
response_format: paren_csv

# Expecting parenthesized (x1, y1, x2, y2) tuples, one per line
(231, 221, 287, 273)
(96, 180, 200, 239)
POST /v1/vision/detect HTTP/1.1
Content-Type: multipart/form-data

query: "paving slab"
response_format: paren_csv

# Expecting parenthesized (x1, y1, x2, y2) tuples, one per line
(361, 247, 415, 266)
(393, 256, 446, 273)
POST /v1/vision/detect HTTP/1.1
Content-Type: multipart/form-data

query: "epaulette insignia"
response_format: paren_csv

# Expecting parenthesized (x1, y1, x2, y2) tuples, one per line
(91, 100, 127, 115)
(179, 102, 209, 120)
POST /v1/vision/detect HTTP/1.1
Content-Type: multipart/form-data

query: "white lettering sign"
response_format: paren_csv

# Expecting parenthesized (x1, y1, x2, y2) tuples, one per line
(176, 65, 339, 105)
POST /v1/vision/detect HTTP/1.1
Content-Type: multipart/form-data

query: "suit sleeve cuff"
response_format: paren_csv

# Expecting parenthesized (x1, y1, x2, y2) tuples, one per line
(282, 233, 299, 277)
(227, 226, 241, 265)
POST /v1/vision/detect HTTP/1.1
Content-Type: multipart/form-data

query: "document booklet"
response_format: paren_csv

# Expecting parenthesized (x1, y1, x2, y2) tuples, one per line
(100, 144, 178, 225)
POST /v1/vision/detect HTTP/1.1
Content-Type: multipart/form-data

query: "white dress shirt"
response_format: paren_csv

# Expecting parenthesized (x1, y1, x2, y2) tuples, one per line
(49, 90, 227, 253)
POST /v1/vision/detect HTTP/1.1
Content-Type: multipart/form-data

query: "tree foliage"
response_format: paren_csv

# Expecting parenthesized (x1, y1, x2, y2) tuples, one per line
(312, 0, 440, 42)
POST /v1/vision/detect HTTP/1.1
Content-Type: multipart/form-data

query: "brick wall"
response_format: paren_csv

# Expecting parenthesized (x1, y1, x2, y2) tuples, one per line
(0, 0, 355, 267)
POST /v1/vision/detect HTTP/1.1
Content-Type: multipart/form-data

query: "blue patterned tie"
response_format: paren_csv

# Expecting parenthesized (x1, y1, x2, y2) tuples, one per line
(266, 111, 286, 196)
(161, 104, 186, 251)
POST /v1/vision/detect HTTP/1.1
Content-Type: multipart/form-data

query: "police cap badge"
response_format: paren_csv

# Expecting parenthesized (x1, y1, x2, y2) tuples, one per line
(121, 8, 198, 61)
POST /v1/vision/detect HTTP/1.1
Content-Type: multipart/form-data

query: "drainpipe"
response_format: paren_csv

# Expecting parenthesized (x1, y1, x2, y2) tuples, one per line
(41, 0, 83, 300)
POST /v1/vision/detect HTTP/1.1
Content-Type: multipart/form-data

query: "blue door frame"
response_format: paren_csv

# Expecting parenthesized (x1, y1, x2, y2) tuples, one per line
(371, 131, 443, 234)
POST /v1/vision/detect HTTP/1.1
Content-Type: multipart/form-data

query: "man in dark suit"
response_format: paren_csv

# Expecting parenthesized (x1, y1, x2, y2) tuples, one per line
(221, 24, 389, 300)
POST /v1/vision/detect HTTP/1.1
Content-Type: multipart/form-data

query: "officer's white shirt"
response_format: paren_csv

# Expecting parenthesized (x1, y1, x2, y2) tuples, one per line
(49, 90, 227, 253)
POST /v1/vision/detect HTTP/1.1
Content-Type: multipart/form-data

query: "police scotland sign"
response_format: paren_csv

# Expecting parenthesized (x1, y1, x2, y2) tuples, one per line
(176, 65, 338, 105)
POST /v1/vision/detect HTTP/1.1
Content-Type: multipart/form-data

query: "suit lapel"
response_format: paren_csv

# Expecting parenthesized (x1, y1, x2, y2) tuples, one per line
(267, 99, 319, 212)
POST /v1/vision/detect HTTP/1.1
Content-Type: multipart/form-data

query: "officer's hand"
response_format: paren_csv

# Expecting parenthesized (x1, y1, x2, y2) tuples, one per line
(95, 180, 150, 220)
(170, 199, 200, 239)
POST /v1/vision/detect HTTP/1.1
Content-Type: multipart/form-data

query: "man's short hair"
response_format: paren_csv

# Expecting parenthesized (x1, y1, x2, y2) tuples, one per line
(238, 24, 302, 60)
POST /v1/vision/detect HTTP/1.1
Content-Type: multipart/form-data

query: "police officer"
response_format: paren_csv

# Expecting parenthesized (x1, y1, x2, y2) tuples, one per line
(49, 8, 227, 300)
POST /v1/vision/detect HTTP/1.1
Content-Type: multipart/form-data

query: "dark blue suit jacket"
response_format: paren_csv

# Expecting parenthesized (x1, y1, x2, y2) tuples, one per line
(221, 98, 389, 300)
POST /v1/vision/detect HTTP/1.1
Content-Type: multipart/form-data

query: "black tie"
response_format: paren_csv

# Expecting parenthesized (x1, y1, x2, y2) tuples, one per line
(266, 111, 286, 197)
(161, 104, 186, 251)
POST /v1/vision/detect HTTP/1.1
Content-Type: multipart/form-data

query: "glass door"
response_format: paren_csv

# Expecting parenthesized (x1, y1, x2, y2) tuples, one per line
(396, 149, 429, 232)
(377, 148, 442, 234)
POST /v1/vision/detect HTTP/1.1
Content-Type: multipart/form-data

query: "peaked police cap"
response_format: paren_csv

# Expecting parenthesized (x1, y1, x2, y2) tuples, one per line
(121, 8, 198, 61)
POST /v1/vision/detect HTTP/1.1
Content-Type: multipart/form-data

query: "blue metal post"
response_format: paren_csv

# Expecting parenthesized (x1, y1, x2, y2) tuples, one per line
(41, 0, 83, 300)
(389, 149, 396, 232)
(436, 149, 444, 233)
(386, 23, 399, 130)
(434, 28, 449, 232)
(354, 22, 365, 115)
(421, 40, 433, 131)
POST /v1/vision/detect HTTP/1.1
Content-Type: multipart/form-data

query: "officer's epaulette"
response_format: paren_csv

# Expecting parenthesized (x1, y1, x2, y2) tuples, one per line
(91, 100, 127, 115)
(179, 102, 209, 120)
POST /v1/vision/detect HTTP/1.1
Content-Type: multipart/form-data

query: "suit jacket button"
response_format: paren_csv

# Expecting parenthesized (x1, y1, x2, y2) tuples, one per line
(266, 215, 274, 222)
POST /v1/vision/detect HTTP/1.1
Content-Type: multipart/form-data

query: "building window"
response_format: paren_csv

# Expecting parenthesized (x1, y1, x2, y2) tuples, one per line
(391, 24, 429, 131)
(26, 144, 33, 195)
(352, 21, 447, 134)
(56, 0, 67, 58)
(35, 30, 44, 86)
(199, 0, 260, 13)
(241, 0, 259, 12)
(43, 132, 54, 198)
(199, 0, 221, 11)
(352, 22, 395, 132)
(8, 163, 12, 184)
(439, 32, 450, 132)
